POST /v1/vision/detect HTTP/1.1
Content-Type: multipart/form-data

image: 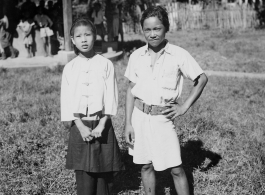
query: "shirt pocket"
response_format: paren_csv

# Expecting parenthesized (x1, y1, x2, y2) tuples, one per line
(134, 57, 151, 79)
(161, 65, 178, 90)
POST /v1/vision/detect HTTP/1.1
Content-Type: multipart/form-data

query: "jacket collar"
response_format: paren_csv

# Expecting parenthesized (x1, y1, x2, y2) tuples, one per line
(140, 39, 172, 56)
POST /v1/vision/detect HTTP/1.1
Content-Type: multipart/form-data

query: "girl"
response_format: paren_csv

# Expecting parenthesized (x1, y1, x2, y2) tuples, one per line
(61, 18, 124, 195)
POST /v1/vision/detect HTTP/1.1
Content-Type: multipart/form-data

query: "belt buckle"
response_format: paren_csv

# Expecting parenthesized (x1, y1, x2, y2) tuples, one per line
(144, 104, 152, 114)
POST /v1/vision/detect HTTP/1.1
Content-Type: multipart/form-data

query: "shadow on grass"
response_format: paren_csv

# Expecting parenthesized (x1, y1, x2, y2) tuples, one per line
(113, 150, 143, 194)
(113, 139, 222, 195)
(181, 139, 222, 195)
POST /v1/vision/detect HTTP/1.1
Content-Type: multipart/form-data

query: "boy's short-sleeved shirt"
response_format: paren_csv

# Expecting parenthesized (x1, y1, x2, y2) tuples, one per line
(34, 14, 52, 27)
(124, 41, 204, 106)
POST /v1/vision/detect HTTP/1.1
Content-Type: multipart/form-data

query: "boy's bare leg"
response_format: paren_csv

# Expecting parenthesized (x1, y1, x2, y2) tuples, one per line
(141, 163, 156, 195)
(26, 45, 31, 58)
(29, 45, 33, 57)
(171, 166, 190, 195)
(41, 37, 48, 57)
(47, 36, 52, 57)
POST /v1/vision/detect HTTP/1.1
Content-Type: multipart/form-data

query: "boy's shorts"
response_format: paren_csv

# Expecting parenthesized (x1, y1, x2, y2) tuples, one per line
(129, 106, 182, 171)
(40, 27, 54, 38)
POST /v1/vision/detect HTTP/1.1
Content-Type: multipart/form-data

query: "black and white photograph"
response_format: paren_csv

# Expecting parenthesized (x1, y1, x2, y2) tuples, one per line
(0, 0, 264, 194)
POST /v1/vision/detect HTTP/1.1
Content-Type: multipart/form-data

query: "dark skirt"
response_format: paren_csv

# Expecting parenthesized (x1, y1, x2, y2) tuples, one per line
(66, 119, 124, 172)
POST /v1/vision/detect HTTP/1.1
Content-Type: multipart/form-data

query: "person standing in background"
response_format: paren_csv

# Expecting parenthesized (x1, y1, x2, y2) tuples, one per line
(53, 0, 64, 50)
(17, 17, 35, 58)
(91, 2, 106, 42)
(21, 0, 37, 20)
(112, 3, 119, 42)
(34, 6, 54, 57)
(2, 0, 20, 59)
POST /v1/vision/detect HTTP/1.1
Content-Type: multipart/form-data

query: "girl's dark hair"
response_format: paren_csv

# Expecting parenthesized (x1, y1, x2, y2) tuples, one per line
(140, 6, 170, 33)
(70, 17, 97, 55)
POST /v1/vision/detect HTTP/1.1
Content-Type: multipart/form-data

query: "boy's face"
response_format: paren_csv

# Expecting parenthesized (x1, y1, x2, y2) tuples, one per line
(142, 16, 166, 48)
(71, 25, 95, 54)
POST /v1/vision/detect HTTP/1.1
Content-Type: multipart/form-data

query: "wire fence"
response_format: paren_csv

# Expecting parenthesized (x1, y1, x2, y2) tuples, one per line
(123, 3, 258, 33)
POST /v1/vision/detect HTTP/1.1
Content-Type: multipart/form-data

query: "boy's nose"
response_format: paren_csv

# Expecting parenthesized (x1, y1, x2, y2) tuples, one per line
(150, 30, 157, 38)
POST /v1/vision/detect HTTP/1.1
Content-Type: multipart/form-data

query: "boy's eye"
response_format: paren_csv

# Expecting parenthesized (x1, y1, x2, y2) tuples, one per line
(144, 29, 150, 33)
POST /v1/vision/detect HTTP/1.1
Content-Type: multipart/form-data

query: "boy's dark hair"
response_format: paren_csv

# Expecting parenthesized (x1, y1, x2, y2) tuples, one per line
(140, 6, 170, 33)
(70, 17, 97, 55)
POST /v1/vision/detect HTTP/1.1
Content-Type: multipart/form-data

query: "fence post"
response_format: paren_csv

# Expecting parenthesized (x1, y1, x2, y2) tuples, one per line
(242, 5, 247, 29)
(63, 0, 73, 51)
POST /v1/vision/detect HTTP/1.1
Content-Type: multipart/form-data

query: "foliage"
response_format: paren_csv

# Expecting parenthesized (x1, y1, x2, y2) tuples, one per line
(256, 5, 265, 28)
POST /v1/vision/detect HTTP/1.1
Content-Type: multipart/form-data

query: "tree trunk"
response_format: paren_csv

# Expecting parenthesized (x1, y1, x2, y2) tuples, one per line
(105, 0, 114, 41)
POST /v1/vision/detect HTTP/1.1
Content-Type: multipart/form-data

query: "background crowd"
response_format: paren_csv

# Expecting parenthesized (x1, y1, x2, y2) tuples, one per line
(0, 0, 65, 60)
(0, 0, 146, 60)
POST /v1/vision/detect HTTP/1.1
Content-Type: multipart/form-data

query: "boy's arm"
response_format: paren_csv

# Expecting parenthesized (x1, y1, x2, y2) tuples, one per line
(125, 81, 136, 145)
(46, 15, 53, 27)
(163, 73, 208, 119)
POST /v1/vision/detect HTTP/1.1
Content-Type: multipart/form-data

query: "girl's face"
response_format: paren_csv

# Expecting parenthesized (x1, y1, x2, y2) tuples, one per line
(142, 16, 166, 48)
(71, 25, 94, 55)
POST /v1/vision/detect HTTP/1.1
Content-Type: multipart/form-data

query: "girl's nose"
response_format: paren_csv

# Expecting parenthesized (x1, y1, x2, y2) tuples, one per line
(81, 36, 86, 42)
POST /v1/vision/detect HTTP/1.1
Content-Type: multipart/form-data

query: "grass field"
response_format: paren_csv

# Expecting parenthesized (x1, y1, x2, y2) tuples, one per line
(0, 29, 265, 194)
(124, 29, 265, 73)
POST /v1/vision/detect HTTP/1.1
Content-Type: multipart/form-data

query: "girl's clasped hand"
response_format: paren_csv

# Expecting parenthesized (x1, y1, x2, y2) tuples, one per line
(79, 124, 104, 142)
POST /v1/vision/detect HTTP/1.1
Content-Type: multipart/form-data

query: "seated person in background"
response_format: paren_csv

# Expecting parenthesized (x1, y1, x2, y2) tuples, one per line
(34, 7, 53, 57)
(0, 15, 16, 60)
(17, 18, 35, 58)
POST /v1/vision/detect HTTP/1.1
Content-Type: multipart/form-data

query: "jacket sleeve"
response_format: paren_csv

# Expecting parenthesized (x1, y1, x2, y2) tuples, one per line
(60, 66, 76, 121)
(103, 61, 118, 116)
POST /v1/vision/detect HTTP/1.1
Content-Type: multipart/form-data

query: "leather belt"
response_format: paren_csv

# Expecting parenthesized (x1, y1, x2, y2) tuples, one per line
(134, 99, 169, 115)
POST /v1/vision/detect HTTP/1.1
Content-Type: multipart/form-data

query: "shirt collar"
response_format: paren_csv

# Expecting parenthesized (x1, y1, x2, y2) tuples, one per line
(140, 39, 172, 56)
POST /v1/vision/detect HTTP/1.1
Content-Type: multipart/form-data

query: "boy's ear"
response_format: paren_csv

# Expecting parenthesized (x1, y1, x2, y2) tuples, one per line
(71, 37, 75, 45)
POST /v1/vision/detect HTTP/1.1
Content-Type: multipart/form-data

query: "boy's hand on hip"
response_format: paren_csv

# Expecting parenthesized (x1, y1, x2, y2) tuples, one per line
(162, 104, 188, 120)
(125, 124, 135, 146)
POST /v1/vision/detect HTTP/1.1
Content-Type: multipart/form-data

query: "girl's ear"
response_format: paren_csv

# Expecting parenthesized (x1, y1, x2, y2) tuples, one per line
(71, 37, 75, 45)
